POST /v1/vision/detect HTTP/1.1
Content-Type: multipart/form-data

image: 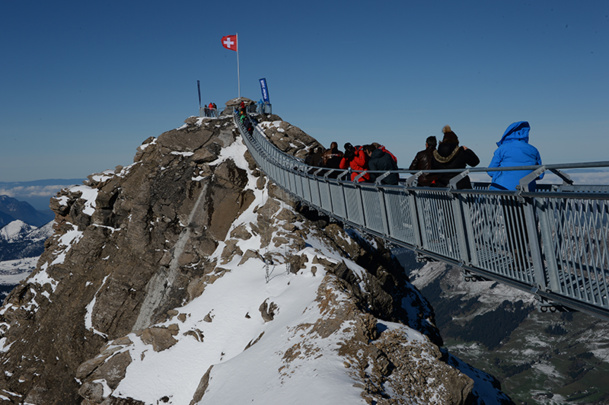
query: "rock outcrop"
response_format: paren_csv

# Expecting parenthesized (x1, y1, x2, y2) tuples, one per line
(0, 109, 511, 404)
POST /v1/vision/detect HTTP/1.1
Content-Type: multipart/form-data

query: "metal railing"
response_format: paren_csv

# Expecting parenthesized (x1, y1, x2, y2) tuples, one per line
(235, 113, 609, 320)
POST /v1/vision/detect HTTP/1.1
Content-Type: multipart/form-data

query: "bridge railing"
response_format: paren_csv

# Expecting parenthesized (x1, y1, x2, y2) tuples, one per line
(236, 113, 609, 320)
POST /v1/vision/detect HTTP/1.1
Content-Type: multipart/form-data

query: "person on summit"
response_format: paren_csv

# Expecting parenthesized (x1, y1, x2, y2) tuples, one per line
(409, 136, 438, 187)
(488, 121, 543, 192)
(431, 125, 480, 189)
(340, 143, 370, 182)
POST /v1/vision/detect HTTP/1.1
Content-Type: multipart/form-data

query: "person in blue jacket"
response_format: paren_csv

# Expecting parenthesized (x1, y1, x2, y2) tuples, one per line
(488, 121, 543, 191)
(488, 121, 542, 270)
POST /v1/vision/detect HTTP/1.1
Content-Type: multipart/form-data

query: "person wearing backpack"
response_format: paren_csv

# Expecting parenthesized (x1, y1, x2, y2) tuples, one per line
(364, 144, 399, 185)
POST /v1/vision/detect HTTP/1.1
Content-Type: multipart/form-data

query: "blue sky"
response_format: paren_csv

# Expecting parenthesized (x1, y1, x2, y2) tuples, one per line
(1, 0, 607, 182)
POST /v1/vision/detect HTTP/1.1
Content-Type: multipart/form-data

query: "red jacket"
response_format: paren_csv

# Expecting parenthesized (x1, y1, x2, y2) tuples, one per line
(339, 147, 370, 182)
(379, 145, 397, 164)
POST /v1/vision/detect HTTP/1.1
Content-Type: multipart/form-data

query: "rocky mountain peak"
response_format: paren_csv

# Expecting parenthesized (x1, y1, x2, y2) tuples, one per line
(0, 220, 35, 242)
(0, 109, 511, 404)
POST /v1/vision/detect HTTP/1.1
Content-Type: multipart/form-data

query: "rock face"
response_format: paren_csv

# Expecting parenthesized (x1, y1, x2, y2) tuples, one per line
(0, 111, 511, 404)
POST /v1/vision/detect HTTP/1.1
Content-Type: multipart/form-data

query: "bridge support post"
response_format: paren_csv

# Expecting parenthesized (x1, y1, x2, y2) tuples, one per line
(449, 173, 472, 263)
(377, 188, 390, 237)
(523, 195, 548, 290)
(411, 189, 426, 250)
(451, 192, 471, 264)
(533, 197, 560, 292)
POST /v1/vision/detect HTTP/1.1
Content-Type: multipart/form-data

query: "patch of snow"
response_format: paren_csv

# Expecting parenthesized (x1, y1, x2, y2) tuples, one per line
(28, 263, 58, 293)
(92, 224, 120, 234)
(0, 337, 14, 353)
(138, 138, 157, 151)
(85, 275, 110, 338)
(90, 170, 115, 183)
(54, 195, 69, 208)
(70, 185, 98, 216)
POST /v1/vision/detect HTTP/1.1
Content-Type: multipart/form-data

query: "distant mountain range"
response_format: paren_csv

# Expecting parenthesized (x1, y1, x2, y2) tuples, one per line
(396, 249, 609, 404)
(0, 219, 54, 301)
(0, 220, 54, 262)
(0, 178, 83, 211)
(0, 195, 54, 228)
(0, 194, 58, 300)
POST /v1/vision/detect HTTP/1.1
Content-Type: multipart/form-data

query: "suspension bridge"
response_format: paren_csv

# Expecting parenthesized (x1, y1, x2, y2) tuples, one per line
(235, 112, 609, 321)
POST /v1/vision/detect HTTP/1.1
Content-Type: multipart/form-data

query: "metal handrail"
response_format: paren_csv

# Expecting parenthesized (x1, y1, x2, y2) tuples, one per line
(235, 112, 609, 320)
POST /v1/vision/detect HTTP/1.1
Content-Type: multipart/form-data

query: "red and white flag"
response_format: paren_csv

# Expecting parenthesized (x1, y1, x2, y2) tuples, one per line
(221, 35, 237, 51)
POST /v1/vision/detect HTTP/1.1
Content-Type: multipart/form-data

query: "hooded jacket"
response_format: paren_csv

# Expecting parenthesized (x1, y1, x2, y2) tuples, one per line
(488, 121, 543, 191)
(368, 149, 399, 185)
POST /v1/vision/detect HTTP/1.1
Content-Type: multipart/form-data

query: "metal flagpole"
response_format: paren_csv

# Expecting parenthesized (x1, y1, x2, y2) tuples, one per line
(236, 33, 241, 98)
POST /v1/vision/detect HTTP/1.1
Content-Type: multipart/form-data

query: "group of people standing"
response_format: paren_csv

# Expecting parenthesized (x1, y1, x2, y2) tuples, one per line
(305, 121, 542, 192)
(408, 125, 480, 189)
(203, 102, 218, 117)
(304, 142, 399, 185)
(408, 121, 542, 191)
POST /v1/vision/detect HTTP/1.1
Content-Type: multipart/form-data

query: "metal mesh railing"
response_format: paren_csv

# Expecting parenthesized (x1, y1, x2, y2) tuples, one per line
(235, 113, 609, 320)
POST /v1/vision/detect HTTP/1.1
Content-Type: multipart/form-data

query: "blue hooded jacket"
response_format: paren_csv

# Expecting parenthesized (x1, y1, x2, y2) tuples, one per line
(488, 121, 543, 191)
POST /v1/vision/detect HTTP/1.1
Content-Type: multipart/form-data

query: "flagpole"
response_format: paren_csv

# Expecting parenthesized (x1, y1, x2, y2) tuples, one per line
(236, 32, 241, 98)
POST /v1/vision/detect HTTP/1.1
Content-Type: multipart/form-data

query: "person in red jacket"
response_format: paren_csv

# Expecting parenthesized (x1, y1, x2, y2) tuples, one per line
(340, 143, 370, 182)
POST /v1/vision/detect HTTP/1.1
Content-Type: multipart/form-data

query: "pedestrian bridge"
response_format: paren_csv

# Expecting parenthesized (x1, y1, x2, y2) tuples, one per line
(235, 114, 609, 321)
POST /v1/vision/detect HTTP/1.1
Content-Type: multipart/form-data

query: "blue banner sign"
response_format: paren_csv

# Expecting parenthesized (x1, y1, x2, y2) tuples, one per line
(259, 78, 270, 103)
(197, 80, 201, 108)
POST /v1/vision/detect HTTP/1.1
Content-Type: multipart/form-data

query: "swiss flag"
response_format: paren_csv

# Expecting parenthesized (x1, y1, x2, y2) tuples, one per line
(221, 35, 237, 51)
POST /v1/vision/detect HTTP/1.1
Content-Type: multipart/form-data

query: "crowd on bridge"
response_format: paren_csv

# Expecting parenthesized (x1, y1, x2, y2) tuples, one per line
(237, 101, 257, 135)
(303, 121, 543, 191)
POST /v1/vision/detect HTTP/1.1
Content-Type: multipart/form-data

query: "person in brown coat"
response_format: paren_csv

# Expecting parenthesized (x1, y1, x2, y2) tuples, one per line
(321, 142, 344, 178)
(431, 125, 480, 189)
(409, 136, 438, 186)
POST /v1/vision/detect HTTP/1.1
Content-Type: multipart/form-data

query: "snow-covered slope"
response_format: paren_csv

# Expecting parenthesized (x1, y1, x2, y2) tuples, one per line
(78, 118, 508, 404)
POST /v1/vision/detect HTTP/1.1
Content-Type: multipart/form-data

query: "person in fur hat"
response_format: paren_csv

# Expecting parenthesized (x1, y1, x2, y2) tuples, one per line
(431, 125, 480, 189)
